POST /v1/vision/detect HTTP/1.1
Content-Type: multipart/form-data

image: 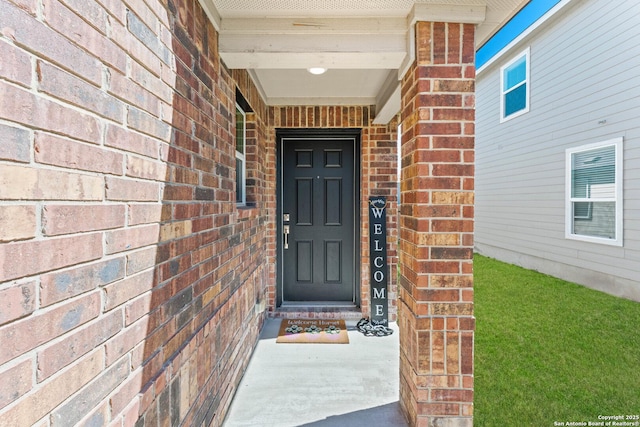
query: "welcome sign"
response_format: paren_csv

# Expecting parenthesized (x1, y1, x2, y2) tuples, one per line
(369, 196, 388, 326)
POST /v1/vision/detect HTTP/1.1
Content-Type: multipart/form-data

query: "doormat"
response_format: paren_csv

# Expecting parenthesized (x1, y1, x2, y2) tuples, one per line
(276, 319, 349, 344)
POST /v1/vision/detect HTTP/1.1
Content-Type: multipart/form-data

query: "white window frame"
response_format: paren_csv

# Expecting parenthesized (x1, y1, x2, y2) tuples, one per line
(565, 137, 623, 246)
(235, 102, 246, 206)
(500, 47, 530, 123)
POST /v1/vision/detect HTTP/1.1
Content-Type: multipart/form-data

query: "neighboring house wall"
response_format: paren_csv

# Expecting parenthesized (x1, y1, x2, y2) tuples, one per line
(0, 1, 398, 426)
(476, 0, 640, 300)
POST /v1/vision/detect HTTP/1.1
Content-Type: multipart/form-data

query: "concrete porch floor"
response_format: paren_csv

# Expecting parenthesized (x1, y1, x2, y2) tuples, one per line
(222, 318, 408, 427)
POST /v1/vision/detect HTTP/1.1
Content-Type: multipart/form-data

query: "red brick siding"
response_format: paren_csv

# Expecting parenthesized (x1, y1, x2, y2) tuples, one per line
(0, 0, 401, 426)
(399, 22, 475, 427)
(269, 107, 399, 321)
(0, 0, 269, 425)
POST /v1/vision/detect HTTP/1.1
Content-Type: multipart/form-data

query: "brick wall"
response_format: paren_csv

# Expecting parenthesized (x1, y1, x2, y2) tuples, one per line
(398, 21, 476, 427)
(362, 122, 399, 321)
(0, 0, 401, 426)
(0, 0, 269, 425)
(269, 107, 399, 321)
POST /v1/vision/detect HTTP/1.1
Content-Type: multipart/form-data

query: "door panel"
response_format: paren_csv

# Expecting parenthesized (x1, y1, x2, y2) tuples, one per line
(282, 138, 355, 301)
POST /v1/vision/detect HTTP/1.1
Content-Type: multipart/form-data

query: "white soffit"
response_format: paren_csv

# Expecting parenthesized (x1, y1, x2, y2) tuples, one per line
(211, 0, 414, 18)
(207, 0, 524, 48)
(255, 69, 394, 105)
(200, 0, 526, 124)
(476, 0, 528, 46)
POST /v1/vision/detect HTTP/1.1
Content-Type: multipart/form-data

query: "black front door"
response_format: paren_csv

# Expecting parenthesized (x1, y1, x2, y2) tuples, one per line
(281, 134, 356, 302)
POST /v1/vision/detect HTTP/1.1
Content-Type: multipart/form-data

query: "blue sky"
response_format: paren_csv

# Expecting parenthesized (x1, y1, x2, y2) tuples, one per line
(476, 0, 562, 69)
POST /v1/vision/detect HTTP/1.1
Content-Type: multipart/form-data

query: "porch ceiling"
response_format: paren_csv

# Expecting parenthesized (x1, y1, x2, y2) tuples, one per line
(199, 0, 526, 124)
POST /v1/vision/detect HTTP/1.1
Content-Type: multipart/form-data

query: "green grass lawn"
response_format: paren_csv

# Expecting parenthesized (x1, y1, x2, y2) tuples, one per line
(474, 254, 640, 426)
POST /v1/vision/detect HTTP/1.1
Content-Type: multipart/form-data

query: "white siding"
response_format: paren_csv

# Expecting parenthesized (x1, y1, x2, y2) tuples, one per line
(475, 0, 640, 300)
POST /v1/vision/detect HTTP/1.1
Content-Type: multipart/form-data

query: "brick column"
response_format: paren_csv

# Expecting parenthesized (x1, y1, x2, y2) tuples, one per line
(398, 22, 475, 427)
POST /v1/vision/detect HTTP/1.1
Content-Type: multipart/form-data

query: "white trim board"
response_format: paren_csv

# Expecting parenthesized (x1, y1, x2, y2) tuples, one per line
(477, 0, 576, 75)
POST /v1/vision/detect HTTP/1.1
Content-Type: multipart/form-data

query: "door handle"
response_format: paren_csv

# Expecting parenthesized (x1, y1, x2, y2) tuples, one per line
(283, 225, 290, 249)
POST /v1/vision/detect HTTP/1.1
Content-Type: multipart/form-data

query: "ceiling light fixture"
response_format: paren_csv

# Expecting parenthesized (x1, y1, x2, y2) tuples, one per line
(307, 67, 327, 75)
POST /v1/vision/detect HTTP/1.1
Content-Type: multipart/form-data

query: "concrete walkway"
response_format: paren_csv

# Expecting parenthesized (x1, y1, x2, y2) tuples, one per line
(223, 318, 408, 427)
